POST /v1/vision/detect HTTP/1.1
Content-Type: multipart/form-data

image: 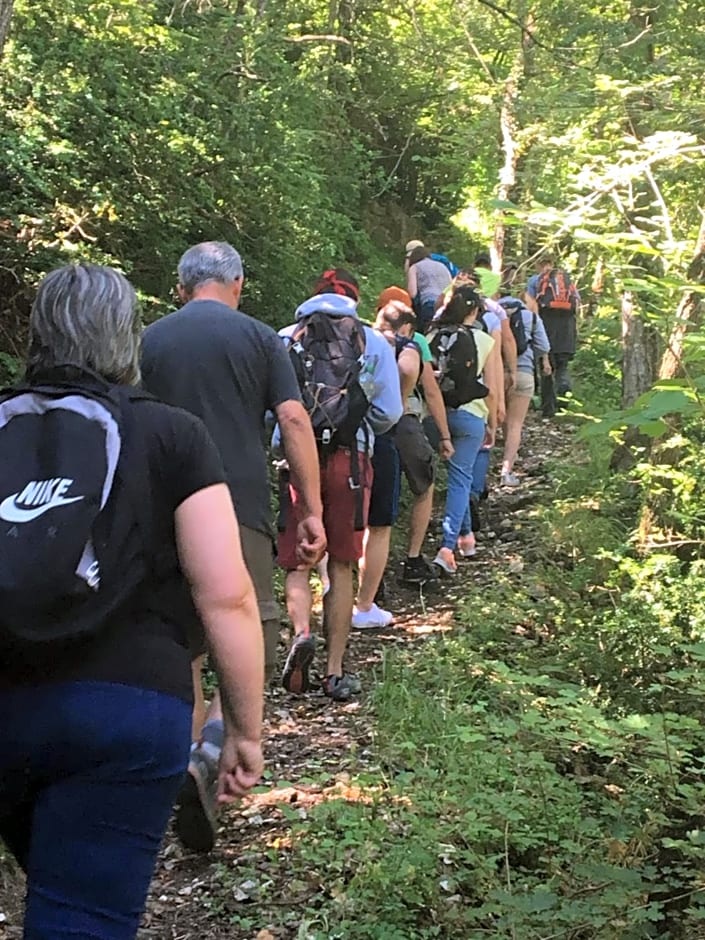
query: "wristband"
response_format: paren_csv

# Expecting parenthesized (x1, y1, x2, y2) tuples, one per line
(440, 436, 451, 442)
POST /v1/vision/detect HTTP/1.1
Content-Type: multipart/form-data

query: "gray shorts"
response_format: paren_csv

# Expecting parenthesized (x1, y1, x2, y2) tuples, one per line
(394, 414, 436, 496)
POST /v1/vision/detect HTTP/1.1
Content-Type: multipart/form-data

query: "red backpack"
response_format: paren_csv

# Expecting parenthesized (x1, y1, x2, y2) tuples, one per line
(536, 268, 578, 314)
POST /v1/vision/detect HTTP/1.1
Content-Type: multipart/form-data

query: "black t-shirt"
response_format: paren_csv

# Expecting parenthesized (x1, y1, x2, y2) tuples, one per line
(0, 397, 226, 702)
(141, 300, 302, 537)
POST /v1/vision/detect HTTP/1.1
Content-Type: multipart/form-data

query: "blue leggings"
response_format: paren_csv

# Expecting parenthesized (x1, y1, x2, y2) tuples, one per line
(0, 681, 191, 939)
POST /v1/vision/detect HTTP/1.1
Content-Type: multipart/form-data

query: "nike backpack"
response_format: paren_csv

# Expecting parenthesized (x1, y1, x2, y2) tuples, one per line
(0, 370, 155, 644)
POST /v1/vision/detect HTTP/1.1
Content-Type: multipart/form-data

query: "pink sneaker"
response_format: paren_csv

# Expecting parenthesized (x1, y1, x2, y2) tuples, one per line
(457, 534, 476, 557)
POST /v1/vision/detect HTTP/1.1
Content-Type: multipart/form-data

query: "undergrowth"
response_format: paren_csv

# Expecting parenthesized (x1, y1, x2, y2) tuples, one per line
(213, 319, 705, 938)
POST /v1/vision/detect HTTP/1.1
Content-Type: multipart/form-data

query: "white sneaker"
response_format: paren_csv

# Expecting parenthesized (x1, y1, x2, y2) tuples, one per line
(501, 471, 521, 487)
(352, 603, 394, 629)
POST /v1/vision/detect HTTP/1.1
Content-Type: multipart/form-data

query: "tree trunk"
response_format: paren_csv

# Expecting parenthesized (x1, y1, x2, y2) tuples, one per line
(621, 290, 660, 407)
(491, 13, 533, 273)
(0, 0, 14, 59)
(658, 213, 705, 380)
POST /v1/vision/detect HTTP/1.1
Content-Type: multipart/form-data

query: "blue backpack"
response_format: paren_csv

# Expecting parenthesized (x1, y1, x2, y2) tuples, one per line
(430, 253, 460, 278)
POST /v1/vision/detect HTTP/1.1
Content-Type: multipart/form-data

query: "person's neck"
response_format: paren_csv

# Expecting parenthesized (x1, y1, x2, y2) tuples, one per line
(188, 286, 239, 309)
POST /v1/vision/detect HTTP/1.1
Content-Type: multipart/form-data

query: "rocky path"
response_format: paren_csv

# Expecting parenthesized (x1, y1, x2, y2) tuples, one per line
(0, 416, 571, 940)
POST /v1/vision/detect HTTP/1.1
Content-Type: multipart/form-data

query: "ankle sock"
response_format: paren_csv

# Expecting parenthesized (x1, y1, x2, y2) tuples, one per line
(199, 718, 224, 763)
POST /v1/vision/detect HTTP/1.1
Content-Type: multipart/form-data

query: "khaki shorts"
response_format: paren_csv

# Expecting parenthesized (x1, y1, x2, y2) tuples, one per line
(510, 371, 535, 398)
(188, 525, 280, 679)
(240, 526, 280, 680)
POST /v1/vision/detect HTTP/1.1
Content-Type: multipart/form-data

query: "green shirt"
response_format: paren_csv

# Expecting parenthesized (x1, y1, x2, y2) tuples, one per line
(414, 332, 433, 363)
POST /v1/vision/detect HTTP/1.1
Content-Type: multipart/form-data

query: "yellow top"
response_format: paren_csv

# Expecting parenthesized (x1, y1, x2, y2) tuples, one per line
(460, 329, 495, 420)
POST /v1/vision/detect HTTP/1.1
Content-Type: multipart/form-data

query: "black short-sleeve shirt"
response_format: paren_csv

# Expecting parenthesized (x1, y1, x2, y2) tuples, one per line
(0, 397, 226, 702)
(141, 300, 302, 537)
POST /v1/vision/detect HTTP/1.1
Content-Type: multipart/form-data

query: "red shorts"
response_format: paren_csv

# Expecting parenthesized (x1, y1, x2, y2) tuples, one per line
(278, 448, 373, 569)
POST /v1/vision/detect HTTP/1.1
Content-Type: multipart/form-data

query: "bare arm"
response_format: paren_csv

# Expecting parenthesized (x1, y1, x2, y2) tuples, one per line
(407, 264, 418, 301)
(276, 399, 322, 518)
(500, 318, 518, 384)
(482, 335, 501, 433)
(397, 346, 421, 402)
(489, 327, 506, 425)
(176, 483, 264, 800)
(420, 361, 453, 458)
(276, 399, 326, 567)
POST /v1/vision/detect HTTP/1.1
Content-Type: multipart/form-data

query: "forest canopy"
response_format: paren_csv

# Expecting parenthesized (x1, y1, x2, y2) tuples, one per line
(1, 0, 703, 348)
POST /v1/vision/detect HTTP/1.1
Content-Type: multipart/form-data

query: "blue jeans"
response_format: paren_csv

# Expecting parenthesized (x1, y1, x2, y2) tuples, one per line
(442, 409, 486, 549)
(471, 446, 491, 499)
(0, 681, 191, 939)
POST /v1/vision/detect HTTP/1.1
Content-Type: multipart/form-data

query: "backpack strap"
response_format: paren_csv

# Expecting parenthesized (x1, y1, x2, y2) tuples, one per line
(114, 386, 158, 574)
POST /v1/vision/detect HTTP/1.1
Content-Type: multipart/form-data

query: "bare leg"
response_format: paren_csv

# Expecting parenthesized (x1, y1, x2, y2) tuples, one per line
(356, 526, 391, 610)
(285, 569, 313, 636)
(324, 559, 354, 677)
(407, 486, 434, 557)
(502, 393, 532, 474)
(190, 655, 207, 743)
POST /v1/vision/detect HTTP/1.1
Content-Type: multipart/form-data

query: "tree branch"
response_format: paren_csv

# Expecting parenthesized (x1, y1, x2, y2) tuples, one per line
(284, 33, 351, 45)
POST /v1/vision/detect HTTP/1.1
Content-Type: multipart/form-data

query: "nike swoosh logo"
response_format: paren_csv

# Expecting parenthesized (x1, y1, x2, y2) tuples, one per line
(0, 493, 84, 523)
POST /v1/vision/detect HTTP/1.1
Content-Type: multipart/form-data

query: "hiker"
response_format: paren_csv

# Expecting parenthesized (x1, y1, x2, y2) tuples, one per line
(0, 264, 264, 939)
(427, 285, 497, 574)
(441, 268, 515, 410)
(525, 254, 580, 415)
(374, 287, 454, 588)
(353, 300, 454, 627)
(141, 241, 325, 851)
(405, 242, 453, 332)
(278, 269, 403, 700)
(436, 270, 507, 526)
(497, 294, 552, 486)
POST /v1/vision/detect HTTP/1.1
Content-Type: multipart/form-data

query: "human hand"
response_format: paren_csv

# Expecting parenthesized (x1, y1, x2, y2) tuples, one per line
(296, 515, 327, 568)
(483, 425, 496, 448)
(439, 437, 455, 460)
(217, 735, 264, 803)
(542, 359, 552, 376)
(505, 371, 516, 393)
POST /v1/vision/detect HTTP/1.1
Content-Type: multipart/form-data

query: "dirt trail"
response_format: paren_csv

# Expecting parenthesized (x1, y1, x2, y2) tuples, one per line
(0, 416, 572, 940)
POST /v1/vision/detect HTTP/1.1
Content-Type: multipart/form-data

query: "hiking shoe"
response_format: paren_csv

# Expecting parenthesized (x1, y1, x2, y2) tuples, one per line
(352, 603, 394, 629)
(400, 554, 441, 585)
(457, 534, 477, 557)
(174, 747, 218, 853)
(282, 633, 316, 694)
(322, 674, 361, 702)
(433, 548, 457, 576)
(501, 471, 521, 487)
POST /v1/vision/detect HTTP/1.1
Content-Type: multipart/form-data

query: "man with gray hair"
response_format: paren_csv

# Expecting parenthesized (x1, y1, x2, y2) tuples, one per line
(142, 241, 325, 852)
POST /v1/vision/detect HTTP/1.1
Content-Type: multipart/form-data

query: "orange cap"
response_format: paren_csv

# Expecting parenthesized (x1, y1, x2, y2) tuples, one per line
(376, 286, 412, 311)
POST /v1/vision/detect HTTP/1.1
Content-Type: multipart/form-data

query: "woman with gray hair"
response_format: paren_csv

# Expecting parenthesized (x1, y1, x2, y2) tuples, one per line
(0, 263, 264, 938)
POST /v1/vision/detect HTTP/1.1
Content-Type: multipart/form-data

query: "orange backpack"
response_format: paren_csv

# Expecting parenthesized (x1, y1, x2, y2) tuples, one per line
(536, 268, 578, 314)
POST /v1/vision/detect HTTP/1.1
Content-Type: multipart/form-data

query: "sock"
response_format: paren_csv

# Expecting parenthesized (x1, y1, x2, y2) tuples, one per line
(199, 718, 224, 764)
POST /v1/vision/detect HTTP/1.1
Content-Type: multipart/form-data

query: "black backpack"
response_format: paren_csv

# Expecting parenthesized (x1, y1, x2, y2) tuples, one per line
(499, 297, 536, 356)
(288, 313, 370, 452)
(427, 325, 488, 409)
(0, 370, 155, 644)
